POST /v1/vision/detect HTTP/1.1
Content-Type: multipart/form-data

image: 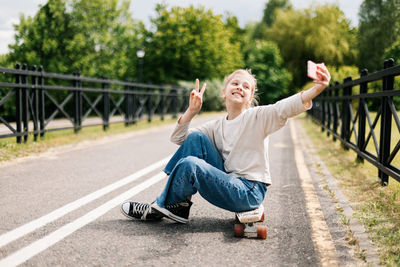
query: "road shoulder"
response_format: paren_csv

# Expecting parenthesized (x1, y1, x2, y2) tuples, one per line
(291, 118, 380, 266)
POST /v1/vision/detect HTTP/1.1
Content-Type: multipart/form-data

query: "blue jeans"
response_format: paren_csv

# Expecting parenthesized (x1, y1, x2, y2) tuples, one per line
(156, 132, 267, 212)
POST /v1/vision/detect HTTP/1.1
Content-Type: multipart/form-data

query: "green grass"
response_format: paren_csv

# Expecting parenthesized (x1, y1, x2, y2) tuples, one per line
(0, 112, 220, 163)
(298, 114, 400, 265)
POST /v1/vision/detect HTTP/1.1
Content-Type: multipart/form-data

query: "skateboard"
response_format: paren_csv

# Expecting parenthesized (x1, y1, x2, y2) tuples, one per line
(234, 204, 267, 239)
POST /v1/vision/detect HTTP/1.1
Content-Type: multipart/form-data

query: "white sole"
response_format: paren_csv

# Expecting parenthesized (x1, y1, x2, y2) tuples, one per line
(151, 203, 188, 224)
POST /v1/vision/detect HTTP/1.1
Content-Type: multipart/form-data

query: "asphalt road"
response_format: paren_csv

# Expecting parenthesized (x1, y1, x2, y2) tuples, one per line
(0, 114, 362, 266)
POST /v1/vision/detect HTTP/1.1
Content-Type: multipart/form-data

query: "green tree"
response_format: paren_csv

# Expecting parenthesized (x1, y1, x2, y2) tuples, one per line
(384, 40, 400, 64)
(329, 65, 359, 84)
(262, 0, 292, 26)
(267, 4, 357, 88)
(384, 42, 400, 108)
(67, 0, 142, 80)
(224, 14, 246, 52)
(4, 0, 143, 120)
(143, 4, 244, 84)
(358, 0, 400, 72)
(8, 0, 74, 73)
(253, 0, 292, 40)
(245, 40, 292, 104)
(0, 54, 11, 68)
(0, 54, 14, 119)
(7, 0, 142, 80)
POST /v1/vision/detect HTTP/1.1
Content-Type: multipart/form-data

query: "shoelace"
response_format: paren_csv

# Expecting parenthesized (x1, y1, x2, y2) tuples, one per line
(132, 203, 151, 220)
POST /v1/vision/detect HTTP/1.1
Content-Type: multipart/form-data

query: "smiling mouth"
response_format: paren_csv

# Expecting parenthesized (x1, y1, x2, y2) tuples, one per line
(232, 92, 243, 97)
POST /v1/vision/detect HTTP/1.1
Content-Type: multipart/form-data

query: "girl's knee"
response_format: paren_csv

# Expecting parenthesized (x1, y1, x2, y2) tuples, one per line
(177, 156, 201, 169)
(176, 156, 210, 178)
(186, 131, 208, 142)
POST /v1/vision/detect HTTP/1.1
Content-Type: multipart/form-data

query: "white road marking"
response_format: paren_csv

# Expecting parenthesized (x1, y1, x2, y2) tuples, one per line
(0, 156, 170, 249)
(289, 120, 339, 267)
(0, 172, 167, 267)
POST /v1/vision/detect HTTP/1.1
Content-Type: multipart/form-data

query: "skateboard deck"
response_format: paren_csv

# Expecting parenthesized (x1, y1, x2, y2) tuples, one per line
(234, 204, 267, 239)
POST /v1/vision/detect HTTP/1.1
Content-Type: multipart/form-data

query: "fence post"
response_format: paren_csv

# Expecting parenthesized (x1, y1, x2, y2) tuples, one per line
(182, 89, 189, 114)
(124, 83, 130, 126)
(333, 81, 339, 142)
(131, 82, 137, 124)
(357, 69, 368, 163)
(341, 76, 352, 149)
(21, 63, 29, 143)
(32, 65, 39, 142)
(79, 72, 82, 131)
(182, 88, 189, 113)
(38, 66, 45, 139)
(147, 84, 152, 122)
(102, 77, 109, 131)
(136, 84, 142, 120)
(378, 59, 394, 186)
(326, 88, 331, 137)
(73, 71, 82, 133)
(321, 90, 326, 132)
(171, 88, 178, 118)
(160, 87, 165, 121)
(14, 63, 22, 144)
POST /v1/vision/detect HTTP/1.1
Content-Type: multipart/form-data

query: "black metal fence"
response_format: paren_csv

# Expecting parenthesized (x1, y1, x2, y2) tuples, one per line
(308, 58, 400, 185)
(0, 63, 190, 143)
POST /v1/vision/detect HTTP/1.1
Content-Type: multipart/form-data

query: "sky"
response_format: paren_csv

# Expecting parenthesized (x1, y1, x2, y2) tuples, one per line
(0, 0, 363, 55)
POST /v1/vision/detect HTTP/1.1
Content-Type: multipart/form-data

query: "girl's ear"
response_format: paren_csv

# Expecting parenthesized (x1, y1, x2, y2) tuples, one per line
(222, 88, 226, 99)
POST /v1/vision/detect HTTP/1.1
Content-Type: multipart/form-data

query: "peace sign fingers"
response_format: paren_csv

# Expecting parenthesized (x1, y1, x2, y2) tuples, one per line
(195, 78, 200, 92)
(188, 78, 206, 115)
(200, 81, 207, 96)
(194, 79, 206, 95)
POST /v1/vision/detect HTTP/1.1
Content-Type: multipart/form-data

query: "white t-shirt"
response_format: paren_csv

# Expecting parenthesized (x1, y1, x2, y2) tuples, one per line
(221, 112, 244, 161)
(170, 92, 311, 185)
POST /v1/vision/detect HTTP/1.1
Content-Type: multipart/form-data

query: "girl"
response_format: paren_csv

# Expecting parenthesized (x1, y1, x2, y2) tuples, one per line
(121, 66, 330, 224)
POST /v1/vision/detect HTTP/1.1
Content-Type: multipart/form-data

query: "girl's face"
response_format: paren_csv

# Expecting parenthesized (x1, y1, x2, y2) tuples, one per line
(222, 73, 254, 108)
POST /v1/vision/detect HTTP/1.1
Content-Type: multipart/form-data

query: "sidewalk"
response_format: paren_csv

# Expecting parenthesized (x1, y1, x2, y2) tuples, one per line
(0, 114, 167, 136)
(0, 116, 123, 135)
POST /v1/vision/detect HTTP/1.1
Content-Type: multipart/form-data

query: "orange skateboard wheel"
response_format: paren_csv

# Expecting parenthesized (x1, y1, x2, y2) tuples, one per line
(234, 224, 244, 237)
(256, 226, 267, 239)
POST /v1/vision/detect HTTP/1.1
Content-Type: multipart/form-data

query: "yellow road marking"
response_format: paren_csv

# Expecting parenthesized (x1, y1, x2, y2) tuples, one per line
(289, 120, 339, 266)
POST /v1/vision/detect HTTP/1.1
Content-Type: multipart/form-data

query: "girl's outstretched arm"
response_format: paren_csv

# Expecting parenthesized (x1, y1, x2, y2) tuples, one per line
(179, 78, 207, 124)
(301, 64, 331, 108)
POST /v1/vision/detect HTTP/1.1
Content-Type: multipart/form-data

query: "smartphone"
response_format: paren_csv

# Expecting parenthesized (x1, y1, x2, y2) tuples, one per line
(307, 60, 318, 80)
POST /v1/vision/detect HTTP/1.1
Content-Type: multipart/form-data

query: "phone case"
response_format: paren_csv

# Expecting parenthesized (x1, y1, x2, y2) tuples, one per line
(307, 60, 318, 80)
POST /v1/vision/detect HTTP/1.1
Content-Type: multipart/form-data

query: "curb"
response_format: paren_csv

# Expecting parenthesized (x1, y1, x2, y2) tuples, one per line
(293, 118, 381, 266)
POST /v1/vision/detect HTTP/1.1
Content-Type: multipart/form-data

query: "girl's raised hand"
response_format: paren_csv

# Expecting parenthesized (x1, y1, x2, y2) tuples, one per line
(188, 78, 206, 115)
(314, 64, 331, 90)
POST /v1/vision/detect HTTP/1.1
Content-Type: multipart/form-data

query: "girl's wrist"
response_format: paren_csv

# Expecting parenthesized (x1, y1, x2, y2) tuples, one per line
(179, 109, 197, 124)
(313, 83, 326, 93)
(187, 108, 199, 117)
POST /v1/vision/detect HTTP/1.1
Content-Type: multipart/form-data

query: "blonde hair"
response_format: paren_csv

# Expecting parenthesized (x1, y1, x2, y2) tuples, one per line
(223, 69, 258, 107)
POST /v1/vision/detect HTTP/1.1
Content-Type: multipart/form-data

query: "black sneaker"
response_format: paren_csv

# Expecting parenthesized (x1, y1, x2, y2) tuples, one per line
(151, 200, 192, 224)
(120, 201, 164, 221)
